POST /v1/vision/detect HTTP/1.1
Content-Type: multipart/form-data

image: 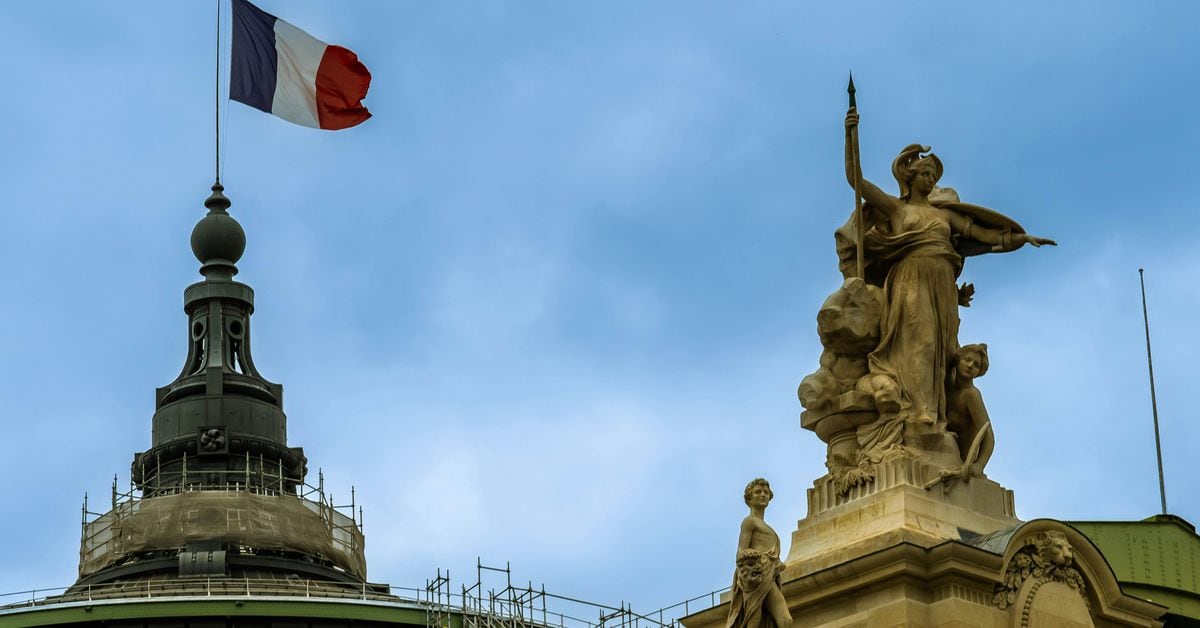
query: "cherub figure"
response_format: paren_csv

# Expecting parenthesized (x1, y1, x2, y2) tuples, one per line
(926, 343, 994, 488)
(948, 345, 996, 482)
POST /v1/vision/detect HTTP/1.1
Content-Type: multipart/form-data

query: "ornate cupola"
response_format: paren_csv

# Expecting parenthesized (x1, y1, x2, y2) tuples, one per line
(75, 185, 366, 587)
(131, 184, 305, 497)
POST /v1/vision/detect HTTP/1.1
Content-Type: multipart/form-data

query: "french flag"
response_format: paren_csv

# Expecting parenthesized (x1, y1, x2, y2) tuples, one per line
(230, 0, 371, 130)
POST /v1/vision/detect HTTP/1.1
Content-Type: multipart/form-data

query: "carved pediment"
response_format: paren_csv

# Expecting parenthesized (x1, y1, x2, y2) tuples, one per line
(986, 520, 1165, 627)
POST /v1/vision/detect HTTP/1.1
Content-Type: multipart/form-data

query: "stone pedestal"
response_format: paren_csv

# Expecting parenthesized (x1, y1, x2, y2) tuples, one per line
(784, 457, 1017, 577)
(681, 463, 1165, 628)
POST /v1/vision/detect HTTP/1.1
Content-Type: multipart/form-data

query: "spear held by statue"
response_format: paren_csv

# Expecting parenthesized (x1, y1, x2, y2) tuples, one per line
(847, 73, 865, 280)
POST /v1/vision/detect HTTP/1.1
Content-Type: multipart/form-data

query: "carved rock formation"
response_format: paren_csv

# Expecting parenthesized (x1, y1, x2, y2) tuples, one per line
(798, 278, 882, 412)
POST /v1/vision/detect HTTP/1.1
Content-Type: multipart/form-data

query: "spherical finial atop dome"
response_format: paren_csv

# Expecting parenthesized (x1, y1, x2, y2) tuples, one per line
(190, 183, 246, 280)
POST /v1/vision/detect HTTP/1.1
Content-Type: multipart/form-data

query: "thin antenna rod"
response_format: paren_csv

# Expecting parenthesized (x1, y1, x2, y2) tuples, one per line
(215, 0, 221, 185)
(1139, 268, 1168, 515)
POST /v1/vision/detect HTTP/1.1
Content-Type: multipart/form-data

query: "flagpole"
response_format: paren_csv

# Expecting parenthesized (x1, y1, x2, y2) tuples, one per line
(1138, 268, 1168, 515)
(215, 0, 222, 186)
(848, 73, 864, 280)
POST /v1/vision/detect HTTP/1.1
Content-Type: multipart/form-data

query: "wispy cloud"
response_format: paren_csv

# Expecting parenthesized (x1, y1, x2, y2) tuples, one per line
(2, 0, 1199, 614)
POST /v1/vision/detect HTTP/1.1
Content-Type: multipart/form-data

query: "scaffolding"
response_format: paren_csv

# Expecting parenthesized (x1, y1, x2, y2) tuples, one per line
(426, 568, 452, 628)
(132, 451, 315, 498)
(429, 559, 696, 628)
(79, 468, 365, 579)
(4, 560, 729, 628)
(73, 472, 723, 628)
(459, 560, 548, 628)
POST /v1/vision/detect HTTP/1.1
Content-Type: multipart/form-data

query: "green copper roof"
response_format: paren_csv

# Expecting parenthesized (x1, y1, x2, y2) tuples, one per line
(0, 596, 446, 627)
(1070, 515, 1200, 620)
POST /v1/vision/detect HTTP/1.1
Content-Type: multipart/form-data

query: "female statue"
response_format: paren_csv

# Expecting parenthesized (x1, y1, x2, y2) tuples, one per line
(840, 109, 1055, 428)
(726, 478, 791, 628)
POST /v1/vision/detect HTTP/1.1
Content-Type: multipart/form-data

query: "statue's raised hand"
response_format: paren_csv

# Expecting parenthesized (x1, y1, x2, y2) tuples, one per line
(845, 109, 859, 131)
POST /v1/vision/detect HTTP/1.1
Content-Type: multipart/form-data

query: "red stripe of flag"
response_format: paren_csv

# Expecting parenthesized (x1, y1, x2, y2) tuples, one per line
(316, 45, 372, 130)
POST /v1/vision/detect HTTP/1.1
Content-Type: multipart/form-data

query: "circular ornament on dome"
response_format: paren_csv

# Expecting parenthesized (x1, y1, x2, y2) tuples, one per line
(190, 183, 246, 266)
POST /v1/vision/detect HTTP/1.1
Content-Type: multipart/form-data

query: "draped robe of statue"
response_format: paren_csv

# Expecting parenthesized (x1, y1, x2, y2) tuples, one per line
(865, 207, 963, 424)
(835, 187, 1026, 433)
(725, 531, 784, 628)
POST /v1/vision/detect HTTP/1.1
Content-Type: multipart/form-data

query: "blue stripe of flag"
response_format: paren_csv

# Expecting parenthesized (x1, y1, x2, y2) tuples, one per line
(230, 0, 278, 114)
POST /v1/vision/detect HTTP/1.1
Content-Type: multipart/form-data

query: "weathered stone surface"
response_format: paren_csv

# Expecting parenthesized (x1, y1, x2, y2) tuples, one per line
(827, 354, 867, 381)
(798, 278, 883, 415)
(815, 278, 883, 355)
(681, 517, 1164, 628)
(785, 457, 1018, 572)
(797, 361, 838, 412)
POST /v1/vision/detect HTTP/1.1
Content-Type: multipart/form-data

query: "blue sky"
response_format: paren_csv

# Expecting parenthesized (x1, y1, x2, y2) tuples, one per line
(2, 0, 1198, 615)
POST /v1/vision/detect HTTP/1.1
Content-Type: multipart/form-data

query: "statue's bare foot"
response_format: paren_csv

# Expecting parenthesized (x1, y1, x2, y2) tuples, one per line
(915, 412, 934, 425)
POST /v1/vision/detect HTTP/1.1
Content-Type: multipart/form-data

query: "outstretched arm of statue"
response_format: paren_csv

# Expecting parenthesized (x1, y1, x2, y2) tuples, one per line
(844, 110, 901, 221)
(946, 212, 1057, 252)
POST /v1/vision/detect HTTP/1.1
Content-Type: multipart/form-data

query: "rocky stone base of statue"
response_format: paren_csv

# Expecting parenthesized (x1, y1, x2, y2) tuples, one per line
(784, 456, 1017, 575)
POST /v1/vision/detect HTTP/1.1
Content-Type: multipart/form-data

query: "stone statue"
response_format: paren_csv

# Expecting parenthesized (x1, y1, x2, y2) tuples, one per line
(840, 109, 1055, 429)
(946, 344, 995, 477)
(726, 479, 791, 628)
(799, 100, 1056, 496)
(926, 343, 995, 488)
